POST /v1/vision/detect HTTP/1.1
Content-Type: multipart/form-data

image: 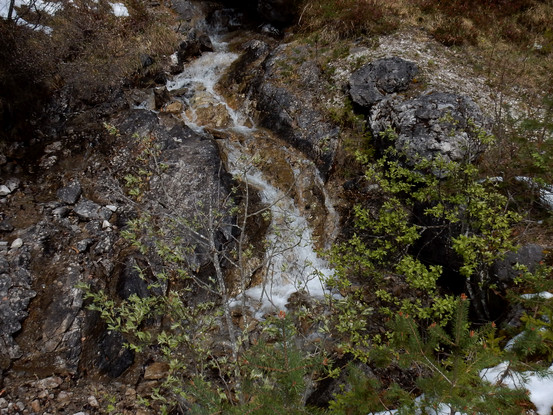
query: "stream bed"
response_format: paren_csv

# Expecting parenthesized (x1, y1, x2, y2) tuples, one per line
(165, 29, 339, 317)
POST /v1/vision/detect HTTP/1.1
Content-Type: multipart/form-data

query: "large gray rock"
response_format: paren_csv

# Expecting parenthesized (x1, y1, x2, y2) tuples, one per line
(370, 91, 488, 167)
(492, 244, 545, 286)
(56, 181, 82, 205)
(349, 57, 419, 109)
(117, 109, 234, 270)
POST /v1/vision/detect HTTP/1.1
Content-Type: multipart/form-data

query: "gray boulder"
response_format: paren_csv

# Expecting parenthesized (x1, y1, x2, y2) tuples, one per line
(370, 91, 488, 167)
(73, 199, 102, 221)
(492, 244, 545, 287)
(57, 181, 82, 205)
(349, 57, 418, 109)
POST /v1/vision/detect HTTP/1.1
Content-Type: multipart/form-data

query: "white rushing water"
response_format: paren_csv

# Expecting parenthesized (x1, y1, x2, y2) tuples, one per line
(166, 32, 337, 318)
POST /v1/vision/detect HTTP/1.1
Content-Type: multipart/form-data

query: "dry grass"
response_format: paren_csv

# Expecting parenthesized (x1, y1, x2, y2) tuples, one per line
(298, 0, 553, 50)
(46, 0, 178, 100)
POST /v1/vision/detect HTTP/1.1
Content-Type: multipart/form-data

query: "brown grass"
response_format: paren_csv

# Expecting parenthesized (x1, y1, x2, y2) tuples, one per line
(298, 0, 553, 49)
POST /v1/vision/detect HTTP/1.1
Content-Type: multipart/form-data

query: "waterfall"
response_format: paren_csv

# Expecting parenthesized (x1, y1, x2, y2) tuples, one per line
(165, 29, 338, 318)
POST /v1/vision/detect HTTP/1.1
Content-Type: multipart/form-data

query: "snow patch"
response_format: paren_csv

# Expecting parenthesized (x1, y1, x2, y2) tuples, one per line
(481, 361, 553, 415)
(110, 2, 128, 17)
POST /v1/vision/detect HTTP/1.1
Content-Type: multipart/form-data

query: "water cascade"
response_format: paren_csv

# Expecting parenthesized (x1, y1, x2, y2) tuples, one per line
(166, 29, 339, 318)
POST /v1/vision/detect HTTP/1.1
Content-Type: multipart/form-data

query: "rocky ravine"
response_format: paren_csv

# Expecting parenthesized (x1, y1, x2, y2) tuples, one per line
(0, 0, 547, 413)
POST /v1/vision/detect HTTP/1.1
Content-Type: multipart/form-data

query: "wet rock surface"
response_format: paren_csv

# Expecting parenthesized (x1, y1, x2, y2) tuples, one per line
(246, 45, 340, 179)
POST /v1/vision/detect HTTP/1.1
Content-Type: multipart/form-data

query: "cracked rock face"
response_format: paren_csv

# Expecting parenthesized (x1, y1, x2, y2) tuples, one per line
(370, 91, 488, 168)
(0, 246, 36, 369)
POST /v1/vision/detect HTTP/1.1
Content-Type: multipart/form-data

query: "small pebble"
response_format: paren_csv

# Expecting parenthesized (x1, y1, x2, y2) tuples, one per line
(31, 400, 41, 413)
(10, 238, 23, 249)
(87, 396, 99, 408)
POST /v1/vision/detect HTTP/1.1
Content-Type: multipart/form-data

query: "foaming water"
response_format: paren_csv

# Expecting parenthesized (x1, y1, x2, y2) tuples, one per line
(223, 138, 334, 318)
(166, 32, 338, 318)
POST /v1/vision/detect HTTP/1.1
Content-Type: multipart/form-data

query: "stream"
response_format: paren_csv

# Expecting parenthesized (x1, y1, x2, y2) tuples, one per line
(165, 29, 339, 318)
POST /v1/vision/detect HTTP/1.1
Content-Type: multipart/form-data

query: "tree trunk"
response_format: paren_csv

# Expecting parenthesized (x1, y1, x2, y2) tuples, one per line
(8, 0, 15, 20)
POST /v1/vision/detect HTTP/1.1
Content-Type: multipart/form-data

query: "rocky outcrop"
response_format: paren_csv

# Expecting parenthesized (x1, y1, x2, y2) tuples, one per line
(116, 109, 234, 271)
(370, 91, 487, 167)
(349, 57, 419, 110)
(348, 57, 488, 169)
(233, 43, 339, 179)
(0, 245, 36, 371)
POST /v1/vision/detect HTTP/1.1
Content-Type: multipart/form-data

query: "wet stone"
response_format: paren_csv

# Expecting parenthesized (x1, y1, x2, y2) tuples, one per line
(0, 220, 14, 232)
(73, 199, 102, 220)
(57, 181, 82, 205)
(76, 238, 94, 253)
(52, 206, 70, 218)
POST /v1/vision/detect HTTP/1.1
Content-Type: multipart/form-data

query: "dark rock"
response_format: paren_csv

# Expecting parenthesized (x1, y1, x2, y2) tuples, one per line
(257, 0, 300, 24)
(140, 54, 154, 68)
(0, 257, 8, 274)
(96, 331, 134, 378)
(76, 239, 94, 253)
(99, 207, 113, 221)
(116, 109, 234, 269)
(370, 91, 488, 168)
(0, 246, 36, 368)
(0, 220, 13, 232)
(177, 30, 214, 64)
(247, 46, 339, 179)
(57, 181, 82, 205)
(154, 87, 172, 110)
(224, 40, 270, 87)
(73, 199, 102, 220)
(260, 23, 281, 36)
(208, 7, 248, 31)
(117, 257, 150, 300)
(349, 57, 418, 109)
(492, 244, 545, 286)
